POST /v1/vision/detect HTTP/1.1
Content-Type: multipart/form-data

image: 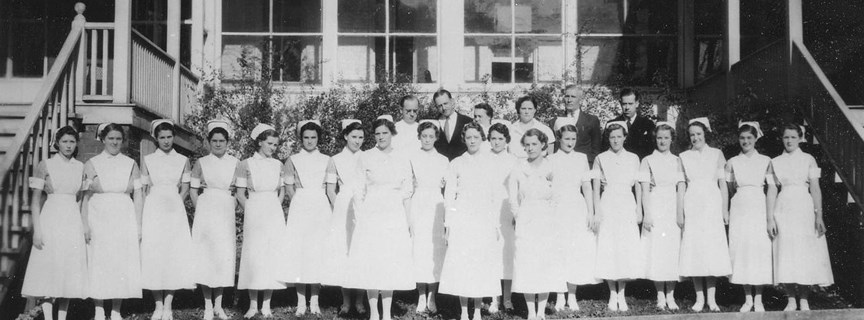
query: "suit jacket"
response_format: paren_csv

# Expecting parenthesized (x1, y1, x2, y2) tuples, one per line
(609, 114, 655, 159)
(550, 111, 601, 164)
(434, 113, 473, 161)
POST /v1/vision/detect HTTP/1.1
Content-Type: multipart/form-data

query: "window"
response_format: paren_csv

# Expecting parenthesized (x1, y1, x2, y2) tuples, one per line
(221, 0, 322, 83)
(694, 0, 723, 83)
(577, 0, 678, 85)
(463, 0, 564, 83)
(336, 0, 438, 83)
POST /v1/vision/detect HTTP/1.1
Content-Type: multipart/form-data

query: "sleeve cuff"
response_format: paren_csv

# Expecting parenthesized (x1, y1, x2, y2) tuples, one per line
(808, 167, 822, 180)
(190, 177, 202, 188)
(82, 179, 92, 191)
(181, 172, 192, 183)
(29, 177, 45, 190)
(725, 171, 734, 182)
(133, 179, 143, 189)
(235, 177, 248, 188)
(715, 168, 726, 180)
(284, 176, 295, 185)
(636, 171, 650, 183)
(140, 175, 151, 185)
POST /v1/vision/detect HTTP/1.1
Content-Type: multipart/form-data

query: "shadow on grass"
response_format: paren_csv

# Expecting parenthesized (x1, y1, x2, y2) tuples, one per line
(45, 278, 851, 320)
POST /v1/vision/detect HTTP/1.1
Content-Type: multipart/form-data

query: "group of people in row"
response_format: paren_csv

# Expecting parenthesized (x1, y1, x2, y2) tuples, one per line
(20, 87, 833, 320)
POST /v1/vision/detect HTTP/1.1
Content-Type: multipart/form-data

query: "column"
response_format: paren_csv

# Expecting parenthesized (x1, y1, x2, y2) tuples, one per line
(167, 0, 181, 122)
(321, 0, 338, 86)
(191, 0, 204, 75)
(724, 0, 740, 71)
(113, 0, 132, 103)
(787, 0, 803, 62)
(438, 0, 465, 89)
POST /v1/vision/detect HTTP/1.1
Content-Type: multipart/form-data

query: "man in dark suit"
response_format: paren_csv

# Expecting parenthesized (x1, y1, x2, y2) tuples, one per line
(432, 89, 473, 160)
(550, 84, 601, 164)
(610, 88, 655, 159)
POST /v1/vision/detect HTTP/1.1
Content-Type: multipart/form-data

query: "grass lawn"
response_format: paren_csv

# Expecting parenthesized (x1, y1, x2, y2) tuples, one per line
(27, 279, 852, 320)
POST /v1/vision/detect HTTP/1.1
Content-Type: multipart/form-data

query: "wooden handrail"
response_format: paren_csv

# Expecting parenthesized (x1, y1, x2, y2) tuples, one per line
(131, 29, 176, 65)
(792, 41, 864, 137)
(0, 26, 84, 180)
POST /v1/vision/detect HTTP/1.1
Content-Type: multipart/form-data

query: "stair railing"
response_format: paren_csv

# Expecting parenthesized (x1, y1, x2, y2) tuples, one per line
(0, 3, 88, 304)
(790, 40, 864, 206)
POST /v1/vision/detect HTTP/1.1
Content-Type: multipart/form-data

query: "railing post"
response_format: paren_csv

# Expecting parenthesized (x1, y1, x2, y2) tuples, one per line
(113, 0, 132, 104)
(74, 3, 86, 102)
(168, 0, 181, 123)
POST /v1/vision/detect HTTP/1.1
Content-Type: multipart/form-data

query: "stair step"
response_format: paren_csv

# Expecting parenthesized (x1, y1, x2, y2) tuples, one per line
(0, 104, 30, 118)
(0, 119, 21, 135)
(848, 109, 864, 127)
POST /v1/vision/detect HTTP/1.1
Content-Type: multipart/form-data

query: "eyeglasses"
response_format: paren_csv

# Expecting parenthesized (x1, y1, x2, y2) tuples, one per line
(404, 109, 418, 113)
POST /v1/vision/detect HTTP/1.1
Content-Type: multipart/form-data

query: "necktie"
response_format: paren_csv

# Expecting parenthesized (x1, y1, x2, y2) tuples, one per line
(445, 116, 452, 142)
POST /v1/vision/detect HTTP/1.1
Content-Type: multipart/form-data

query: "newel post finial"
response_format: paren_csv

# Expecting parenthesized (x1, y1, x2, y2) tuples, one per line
(72, 2, 86, 27)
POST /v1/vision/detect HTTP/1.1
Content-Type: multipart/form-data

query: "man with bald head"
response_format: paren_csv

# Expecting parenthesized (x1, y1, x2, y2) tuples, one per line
(549, 84, 601, 164)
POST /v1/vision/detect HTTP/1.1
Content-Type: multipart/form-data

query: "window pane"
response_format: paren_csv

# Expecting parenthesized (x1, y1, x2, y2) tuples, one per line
(272, 36, 322, 83)
(221, 36, 268, 80)
(694, 38, 723, 82)
(390, 36, 438, 83)
(514, 0, 561, 34)
(338, 0, 386, 33)
(465, 0, 510, 34)
(515, 37, 562, 82)
(390, 0, 436, 33)
(695, 0, 723, 35)
(338, 36, 386, 82)
(741, 0, 783, 56)
(223, 0, 268, 32)
(464, 36, 512, 83)
(578, 0, 623, 34)
(274, 0, 322, 33)
(578, 0, 676, 34)
(579, 38, 678, 85)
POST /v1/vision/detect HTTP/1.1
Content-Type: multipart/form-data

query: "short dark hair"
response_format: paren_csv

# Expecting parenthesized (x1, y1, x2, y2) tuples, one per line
(252, 129, 279, 151)
(417, 121, 440, 138)
(563, 84, 580, 93)
(53, 125, 80, 156)
(474, 103, 493, 118)
(461, 121, 486, 142)
(781, 123, 803, 138)
(372, 118, 397, 135)
(515, 96, 538, 113)
(208, 127, 230, 141)
(400, 95, 419, 108)
(687, 121, 710, 137)
(605, 123, 628, 137)
(619, 87, 640, 101)
(153, 122, 175, 138)
(488, 123, 511, 143)
(556, 124, 579, 140)
(341, 122, 365, 139)
(738, 124, 759, 138)
(432, 89, 452, 102)
(298, 121, 323, 139)
(99, 123, 126, 141)
(521, 128, 549, 150)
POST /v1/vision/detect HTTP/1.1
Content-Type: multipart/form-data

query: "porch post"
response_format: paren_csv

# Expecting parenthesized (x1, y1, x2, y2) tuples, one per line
(168, 0, 181, 122)
(191, 0, 204, 75)
(113, 0, 132, 103)
(787, 0, 803, 62)
(723, 0, 740, 109)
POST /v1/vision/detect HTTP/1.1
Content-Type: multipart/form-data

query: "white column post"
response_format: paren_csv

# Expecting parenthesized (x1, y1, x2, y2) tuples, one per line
(322, 0, 338, 86)
(73, 3, 87, 102)
(563, 0, 578, 84)
(724, 0, 740, 71)
(113, 0, 132, 103)
(439, 0, 464, 89)
(723, 0, 740, 109)
(168, 0, 181, 122)
(191, 0, 204, 75)
(787, 0, 803, 62)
